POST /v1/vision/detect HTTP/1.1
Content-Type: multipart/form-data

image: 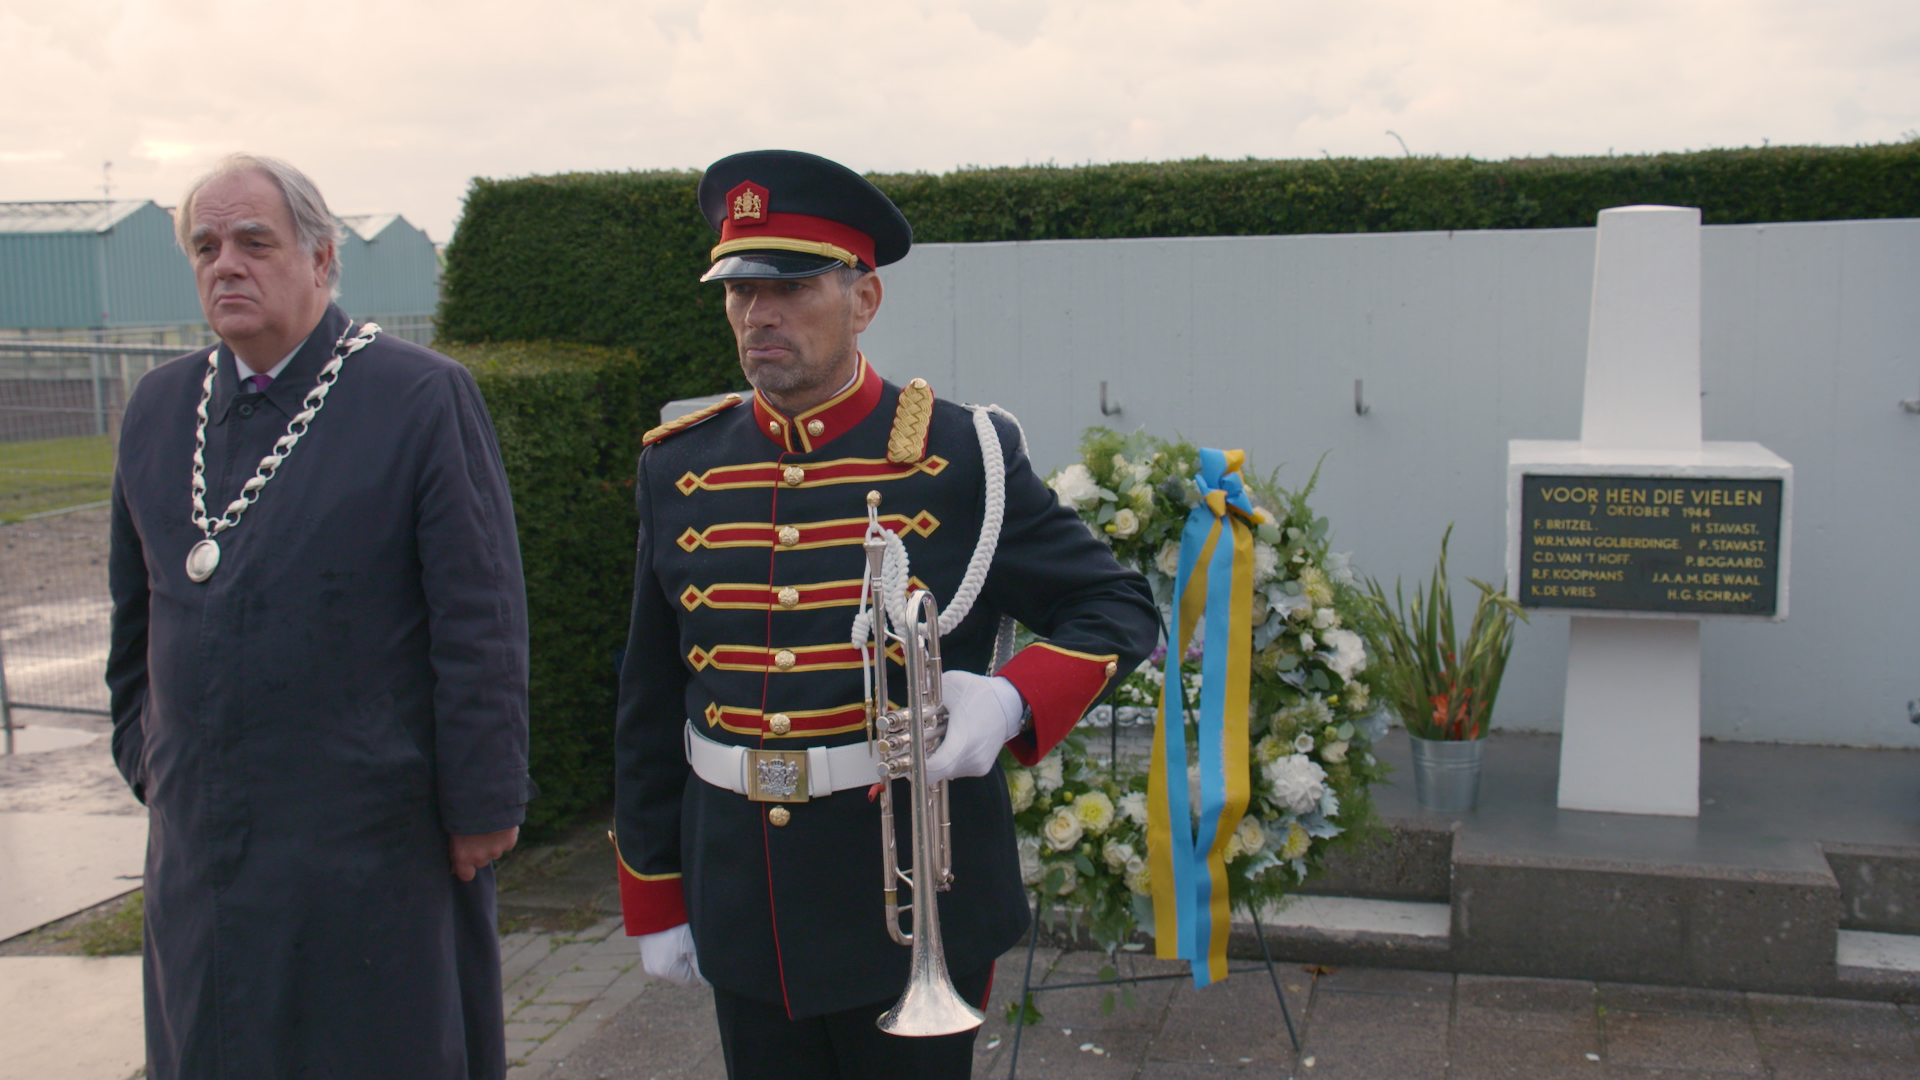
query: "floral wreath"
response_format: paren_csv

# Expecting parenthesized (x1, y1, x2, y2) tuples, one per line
(1002, 429, 1388, 953)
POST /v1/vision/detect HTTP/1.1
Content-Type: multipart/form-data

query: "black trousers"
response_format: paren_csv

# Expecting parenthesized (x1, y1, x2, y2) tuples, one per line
(712, 965, 992, 1080)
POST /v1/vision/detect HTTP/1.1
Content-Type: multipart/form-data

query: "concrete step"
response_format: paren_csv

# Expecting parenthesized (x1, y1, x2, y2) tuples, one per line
(1835, 929, 1920, 998)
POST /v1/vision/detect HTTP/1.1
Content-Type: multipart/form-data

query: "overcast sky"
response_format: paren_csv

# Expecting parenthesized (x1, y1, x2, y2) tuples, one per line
(3, 0, 1915, 244)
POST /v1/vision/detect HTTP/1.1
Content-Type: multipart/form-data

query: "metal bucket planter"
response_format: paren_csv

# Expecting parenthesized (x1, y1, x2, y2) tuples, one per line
(1409, 736, 1485, 811)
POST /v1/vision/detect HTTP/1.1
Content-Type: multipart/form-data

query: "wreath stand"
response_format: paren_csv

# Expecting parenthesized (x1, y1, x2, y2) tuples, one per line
(1002, 724, 1302, 1079)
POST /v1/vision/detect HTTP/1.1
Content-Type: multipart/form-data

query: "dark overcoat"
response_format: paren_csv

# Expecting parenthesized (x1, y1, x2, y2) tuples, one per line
(107, 304, 534, 1080)
(613, 358, 1158, 1019)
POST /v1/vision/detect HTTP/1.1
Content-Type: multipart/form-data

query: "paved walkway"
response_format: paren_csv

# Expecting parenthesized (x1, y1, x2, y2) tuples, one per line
(497, 918, 1920, 1080)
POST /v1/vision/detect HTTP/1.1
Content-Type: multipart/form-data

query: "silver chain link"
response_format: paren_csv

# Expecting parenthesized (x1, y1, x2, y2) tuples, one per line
(191, 321, 381, 539)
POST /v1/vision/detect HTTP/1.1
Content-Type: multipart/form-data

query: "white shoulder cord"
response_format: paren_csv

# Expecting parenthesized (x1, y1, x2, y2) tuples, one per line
(851, 405, 1017, 668)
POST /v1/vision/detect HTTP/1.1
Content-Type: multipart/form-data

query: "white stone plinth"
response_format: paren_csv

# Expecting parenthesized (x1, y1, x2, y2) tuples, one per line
(1580, 205, 1701, 452)
(1558, 615, 1701, 816)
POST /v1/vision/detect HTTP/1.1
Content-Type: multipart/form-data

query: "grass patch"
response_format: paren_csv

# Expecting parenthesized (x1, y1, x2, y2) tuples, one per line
(0, 434, 113, 522)
(59, 890, 143, 956)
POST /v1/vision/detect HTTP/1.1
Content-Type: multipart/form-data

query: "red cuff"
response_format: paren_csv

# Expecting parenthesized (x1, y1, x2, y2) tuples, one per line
(616, 850, 688, 937)
(997, 643, 1119, 765)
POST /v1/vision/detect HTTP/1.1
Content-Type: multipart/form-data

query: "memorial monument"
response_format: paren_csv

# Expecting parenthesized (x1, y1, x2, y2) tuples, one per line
(1506, 206, 1793, 817)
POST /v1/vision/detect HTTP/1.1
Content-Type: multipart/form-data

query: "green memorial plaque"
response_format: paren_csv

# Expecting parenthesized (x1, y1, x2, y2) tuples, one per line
(1518, 474, 1783, 616)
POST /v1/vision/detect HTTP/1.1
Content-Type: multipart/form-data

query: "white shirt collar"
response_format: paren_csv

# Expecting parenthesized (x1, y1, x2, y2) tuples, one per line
(228, 343, 300, 388)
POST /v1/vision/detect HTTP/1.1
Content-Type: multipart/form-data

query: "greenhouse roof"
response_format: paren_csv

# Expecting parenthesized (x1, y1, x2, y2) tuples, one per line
(0, 200, 152, 234)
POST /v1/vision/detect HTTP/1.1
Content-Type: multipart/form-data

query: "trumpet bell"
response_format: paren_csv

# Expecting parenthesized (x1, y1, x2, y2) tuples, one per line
(875, 971, 984, 1037)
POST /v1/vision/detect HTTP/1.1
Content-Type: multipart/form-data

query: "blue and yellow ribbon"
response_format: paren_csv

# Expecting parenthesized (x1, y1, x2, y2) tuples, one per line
(1147, 447, 1256, 987)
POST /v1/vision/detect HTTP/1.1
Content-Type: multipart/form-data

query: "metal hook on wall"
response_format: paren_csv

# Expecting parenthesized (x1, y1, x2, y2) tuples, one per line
(1354, 379, 1371, 417)
(1100, 381, 1122, 416)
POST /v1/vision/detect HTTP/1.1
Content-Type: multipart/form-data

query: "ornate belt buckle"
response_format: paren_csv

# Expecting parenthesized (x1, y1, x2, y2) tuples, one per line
(745, 749, 809, 803)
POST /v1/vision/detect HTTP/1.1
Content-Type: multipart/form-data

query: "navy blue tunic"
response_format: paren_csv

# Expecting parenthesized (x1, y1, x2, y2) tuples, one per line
(108, 304, 533, 1080)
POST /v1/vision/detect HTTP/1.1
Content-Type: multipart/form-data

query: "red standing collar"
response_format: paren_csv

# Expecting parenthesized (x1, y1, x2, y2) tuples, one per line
(751, 355, 884, 453)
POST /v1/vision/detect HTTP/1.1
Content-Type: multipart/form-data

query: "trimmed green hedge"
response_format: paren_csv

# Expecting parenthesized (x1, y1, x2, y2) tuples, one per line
(439, 144, 1920, 356)
(443, 340, 669, 832)
(440, 143, 1918, 829)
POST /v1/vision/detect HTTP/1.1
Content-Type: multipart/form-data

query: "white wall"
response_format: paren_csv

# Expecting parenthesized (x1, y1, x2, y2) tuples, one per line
(857, 219, 1920, 749)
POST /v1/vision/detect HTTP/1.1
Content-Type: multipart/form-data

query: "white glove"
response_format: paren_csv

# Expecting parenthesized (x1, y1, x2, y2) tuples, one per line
(924, 671, 1026, 784)
(637, 923, 707, 989)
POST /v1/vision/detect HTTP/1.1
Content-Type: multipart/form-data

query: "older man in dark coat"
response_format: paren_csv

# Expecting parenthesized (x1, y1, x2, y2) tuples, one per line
(107, 153, 533, 1079)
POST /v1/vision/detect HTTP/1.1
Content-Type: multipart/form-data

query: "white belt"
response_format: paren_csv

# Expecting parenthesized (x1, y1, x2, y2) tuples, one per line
(684, 721, 883, 803)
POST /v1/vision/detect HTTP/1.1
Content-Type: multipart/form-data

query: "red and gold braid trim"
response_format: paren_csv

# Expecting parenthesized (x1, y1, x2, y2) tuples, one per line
(687, 641, 904, 674)
(714, 211, 877, 271)
(701, 700, 889, 738)
(674, 455, 947, 495)
(996, 643, 1122, 766)
(674, 512, 939, 553)
(680, 576, 929, 612)
(614, 841, 687, 937)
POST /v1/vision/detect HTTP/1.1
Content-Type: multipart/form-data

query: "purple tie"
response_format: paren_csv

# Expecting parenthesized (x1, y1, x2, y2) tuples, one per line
(247, 374, 272, 394)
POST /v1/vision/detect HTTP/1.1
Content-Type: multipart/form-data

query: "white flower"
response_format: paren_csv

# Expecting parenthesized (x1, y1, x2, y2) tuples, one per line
(1018, 837, 1044, 885)
(1321, 740, 1350, 764)
(1249, 590, 1269, 624)
(1102, 840, 1137, 871)
(1344, 682, 1371, 712)
(1276, 591, 1313, 622)
(1053, 861, 1080, 895)
(1322, 628, 1369, 683)
(1050, 463, 1102, 509)
(1006, 768, 1036, 813)
(1252, 542, 1281, 585)
(1155, 541, 1182, 577)
(1111, 508, 1140, 539)
(1042, 806, 1085, 851)
(1264, 754, 1329, 814)
(1300, 632, 1316, 653)
(1234, 815, 1266, 855)
(1254, 735, 1287, 765)
(1072, 790, 1116, 834)
(1312, 607, 1338, 630)
(1118, 791, 1149, 826)
(1293, 733, 1315, 754)
(1325, 552, 1356, 586)
(1124, 858, 1152, 896)
(1300, 565, 1335, 607)
(1127, 483, 1154, 513)
(1278, 822, 1311, 860)
(1035, 754, 1064, 793)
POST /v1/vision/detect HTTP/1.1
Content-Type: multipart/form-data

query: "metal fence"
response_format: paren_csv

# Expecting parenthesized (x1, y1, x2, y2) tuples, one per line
(0, 340, 180, 750)
(0, 316, 439, 752)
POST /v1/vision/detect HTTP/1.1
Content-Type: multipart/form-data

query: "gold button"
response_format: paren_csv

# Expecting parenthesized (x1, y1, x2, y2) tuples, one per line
(768, 713, 792, 735)
(909, 378, 928, 389)
(1105, 661, 1119, 677)
(783, 465, 806, 486)
(777, 526, 800, 546)
(806, 419, 825, 437)
(768, 806, 791, 826)
(767, 420, 782, 436)
(773, 649, 797, 671)
(777, 587, 800, 608)
(866, 490, 881, 508)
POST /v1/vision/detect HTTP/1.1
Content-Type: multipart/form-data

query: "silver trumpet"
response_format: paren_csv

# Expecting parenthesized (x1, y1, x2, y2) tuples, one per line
(863, 529, 984, 1038)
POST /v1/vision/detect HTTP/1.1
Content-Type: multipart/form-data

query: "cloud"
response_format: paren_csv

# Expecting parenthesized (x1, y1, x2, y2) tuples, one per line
(0, 0, 1913, 242)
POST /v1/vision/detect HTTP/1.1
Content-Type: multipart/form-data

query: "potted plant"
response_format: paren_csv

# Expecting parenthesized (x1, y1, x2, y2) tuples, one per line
(1359, 526, 1526, 811)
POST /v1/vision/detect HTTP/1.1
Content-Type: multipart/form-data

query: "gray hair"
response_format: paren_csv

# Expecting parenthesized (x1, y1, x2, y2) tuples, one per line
(177, 153, 344, 291)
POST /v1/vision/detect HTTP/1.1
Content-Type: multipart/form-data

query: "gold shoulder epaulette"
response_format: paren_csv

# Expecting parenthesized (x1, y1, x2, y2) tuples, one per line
(644, 394, 743, 447)
(886, 379, 933, 464)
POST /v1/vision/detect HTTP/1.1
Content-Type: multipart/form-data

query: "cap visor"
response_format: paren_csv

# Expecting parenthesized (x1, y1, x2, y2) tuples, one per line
(700, 251, 846, 282)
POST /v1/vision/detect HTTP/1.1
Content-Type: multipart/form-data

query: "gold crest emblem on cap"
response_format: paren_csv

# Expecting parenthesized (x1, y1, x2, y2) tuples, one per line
(732, 188, 765, 221)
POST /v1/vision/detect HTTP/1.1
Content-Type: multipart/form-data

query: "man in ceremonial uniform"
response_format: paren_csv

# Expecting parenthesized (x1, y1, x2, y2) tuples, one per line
(108, 154, 534, 1079)
(613, 150, 1159, 1078)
